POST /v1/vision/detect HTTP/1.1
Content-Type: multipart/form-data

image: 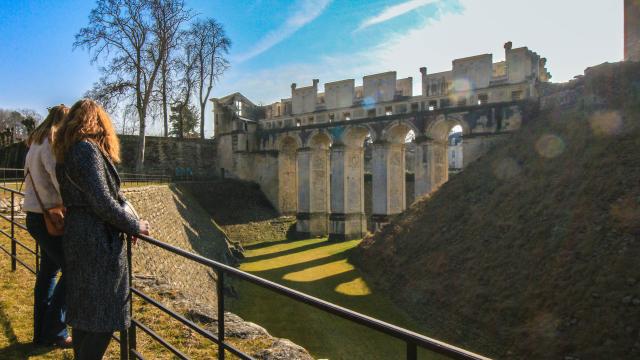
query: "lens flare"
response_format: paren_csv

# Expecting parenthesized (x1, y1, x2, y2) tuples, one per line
(590, 111, 623, 137)
(535, 134, 565, 159)
(362, 96, 376, 110)
(452, 78, 472, 92)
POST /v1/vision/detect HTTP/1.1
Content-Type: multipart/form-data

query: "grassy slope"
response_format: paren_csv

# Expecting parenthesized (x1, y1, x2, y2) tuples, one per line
(228, 238, 446, 360)
(0, 190, 278, 360)
(353, 65, 640, 359)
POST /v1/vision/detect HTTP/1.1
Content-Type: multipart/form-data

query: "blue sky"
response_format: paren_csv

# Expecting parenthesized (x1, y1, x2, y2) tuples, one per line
(0, 0, 623, 136)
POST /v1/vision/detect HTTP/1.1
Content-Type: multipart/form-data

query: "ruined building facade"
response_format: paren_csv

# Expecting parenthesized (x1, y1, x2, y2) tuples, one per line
(212, 42, 550, 240)
(626, 0, 640, 61)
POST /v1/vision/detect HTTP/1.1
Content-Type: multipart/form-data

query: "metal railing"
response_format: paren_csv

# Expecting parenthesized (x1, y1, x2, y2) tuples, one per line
(119, 173, 171, 186)
(0, 168, 171, 188)
(0, 184, 490, 360)
(0, 168, 26, 187)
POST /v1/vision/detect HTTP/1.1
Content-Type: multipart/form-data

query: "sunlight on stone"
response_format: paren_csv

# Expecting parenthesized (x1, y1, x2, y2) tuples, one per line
(283, 259, 354, 282)
(245, 238, 327, 258)
(334, 277, 372, 296)
(241, 240, 361, 272)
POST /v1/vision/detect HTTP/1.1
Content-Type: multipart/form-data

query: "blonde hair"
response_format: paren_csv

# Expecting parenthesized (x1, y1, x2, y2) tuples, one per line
(27, 105, 69, 146)
(54, 99, 121, 163)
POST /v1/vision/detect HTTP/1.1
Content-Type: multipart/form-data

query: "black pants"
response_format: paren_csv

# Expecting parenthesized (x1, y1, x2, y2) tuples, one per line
(72, 328, 113, 360)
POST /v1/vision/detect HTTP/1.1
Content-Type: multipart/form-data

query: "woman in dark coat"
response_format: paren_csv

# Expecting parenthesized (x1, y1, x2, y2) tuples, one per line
(53, 99, 150, 359)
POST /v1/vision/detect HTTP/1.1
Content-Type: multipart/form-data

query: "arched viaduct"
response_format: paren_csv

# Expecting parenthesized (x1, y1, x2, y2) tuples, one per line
(255, 102, 523, 240)
(212, 42, 547, 240)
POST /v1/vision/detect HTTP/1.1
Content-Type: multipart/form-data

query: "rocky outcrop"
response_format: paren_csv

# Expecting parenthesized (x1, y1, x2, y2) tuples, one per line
(135, 274, 313, 360)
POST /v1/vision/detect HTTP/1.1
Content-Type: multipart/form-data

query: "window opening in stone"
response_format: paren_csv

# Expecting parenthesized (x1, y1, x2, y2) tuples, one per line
(235, 100, 243, 116)
(511, 90, 523, 101)
(448, 125, 464, 175)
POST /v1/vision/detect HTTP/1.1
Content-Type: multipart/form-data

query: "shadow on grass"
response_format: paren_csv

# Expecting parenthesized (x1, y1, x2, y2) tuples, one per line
(227, 238, 436, 360)
(0, 301, 58, 358)
(241, 239, 337, 263)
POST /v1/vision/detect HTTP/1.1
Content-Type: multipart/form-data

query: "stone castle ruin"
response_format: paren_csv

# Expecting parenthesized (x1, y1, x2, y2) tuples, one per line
(212, 42, 551, 240)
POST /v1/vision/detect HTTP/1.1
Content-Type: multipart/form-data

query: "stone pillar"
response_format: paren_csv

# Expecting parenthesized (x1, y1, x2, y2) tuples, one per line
(414, 139, 448, 199)
(329, 145, 366, 241)
(278, 150, 297, 215)
(296, 147, 329, 237)
(371, 142, 406, 230)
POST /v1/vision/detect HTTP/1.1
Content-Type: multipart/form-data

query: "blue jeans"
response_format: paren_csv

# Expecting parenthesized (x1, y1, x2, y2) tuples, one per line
(26, 212, 69, 344)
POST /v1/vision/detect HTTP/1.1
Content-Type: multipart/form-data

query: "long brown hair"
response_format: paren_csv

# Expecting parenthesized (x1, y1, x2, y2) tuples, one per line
(54, 99, 121, 164)
(27, 105, 69, 146)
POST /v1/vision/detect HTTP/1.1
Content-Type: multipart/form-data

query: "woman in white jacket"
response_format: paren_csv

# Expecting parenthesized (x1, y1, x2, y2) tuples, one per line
(24, 105, 72, 348)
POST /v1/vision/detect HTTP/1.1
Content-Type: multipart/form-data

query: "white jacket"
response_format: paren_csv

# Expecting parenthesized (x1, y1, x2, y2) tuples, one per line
(23, 138, 62, 213)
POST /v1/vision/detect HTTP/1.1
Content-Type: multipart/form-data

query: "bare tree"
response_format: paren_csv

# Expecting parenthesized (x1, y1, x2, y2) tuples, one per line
(172, 27, 199, 138)
(189, 19, 231, 139)
(75, 0, 180, 170)
(154, 0, 193, 137)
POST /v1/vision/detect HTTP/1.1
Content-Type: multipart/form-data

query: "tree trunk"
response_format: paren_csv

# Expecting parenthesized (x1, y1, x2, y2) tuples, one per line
(162, 61, 169, 137)
(200, 106, 205, 139)
(135, 107, 146, 171)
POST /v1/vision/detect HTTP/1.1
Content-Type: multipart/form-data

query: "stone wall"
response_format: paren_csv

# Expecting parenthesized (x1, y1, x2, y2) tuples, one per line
(0, 136, 219, 179)
(124, 185, 233, 305)
(0, 142, 27, 168)
(123, 184, 313, 359)
(118, 135, 218, 178)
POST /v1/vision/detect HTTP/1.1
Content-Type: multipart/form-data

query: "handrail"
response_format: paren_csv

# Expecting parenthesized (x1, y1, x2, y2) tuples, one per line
(0, 183, 491, 360)
(131, 234, 490, 360)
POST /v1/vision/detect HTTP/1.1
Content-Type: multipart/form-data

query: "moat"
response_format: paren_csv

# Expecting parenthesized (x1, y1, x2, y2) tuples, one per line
(228, 238, 441, 360)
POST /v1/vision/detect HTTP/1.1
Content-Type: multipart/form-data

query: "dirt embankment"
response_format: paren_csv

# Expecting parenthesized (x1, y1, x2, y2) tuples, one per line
(125, 185, 312, 359)
(352, 62, 640, 359)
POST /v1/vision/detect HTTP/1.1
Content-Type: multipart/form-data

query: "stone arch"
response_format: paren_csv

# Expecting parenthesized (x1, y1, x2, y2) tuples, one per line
(370, 122, 417, 229)
(307, 130, 333, 149)
(415, 114, 470, 199)
(425, 114, 471, 142)
(328, 125, 370, 240)
(297, 131, 331, 236)
(382, 120, 420, 144)
(277, 135, 300, 215)
(276, 133, 302, 151)
(341, 125, 372, 148)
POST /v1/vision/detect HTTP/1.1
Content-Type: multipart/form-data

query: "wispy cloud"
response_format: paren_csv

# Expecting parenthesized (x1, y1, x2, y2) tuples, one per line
(357, 0, 439, 31)
(234, 0, 332, 63)
(216, 0, 622, 106)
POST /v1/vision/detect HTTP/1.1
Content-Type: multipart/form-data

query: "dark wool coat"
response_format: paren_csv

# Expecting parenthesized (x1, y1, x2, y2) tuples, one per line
(57, 140, 139, 332)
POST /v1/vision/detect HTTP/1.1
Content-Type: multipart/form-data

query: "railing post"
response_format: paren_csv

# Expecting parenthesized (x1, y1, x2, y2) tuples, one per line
(122, 235, 134, 360)
(10, 192, 16, 271)
(129, 235, 135, 357)
(128, 323, 137, 359)
(406, 342, 417, 360)
(217, 269, 225, 360)
(120, 328, 129, 360)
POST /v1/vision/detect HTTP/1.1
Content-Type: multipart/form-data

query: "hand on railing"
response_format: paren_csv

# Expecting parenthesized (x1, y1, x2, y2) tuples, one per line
(132, 219, 150, 245)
